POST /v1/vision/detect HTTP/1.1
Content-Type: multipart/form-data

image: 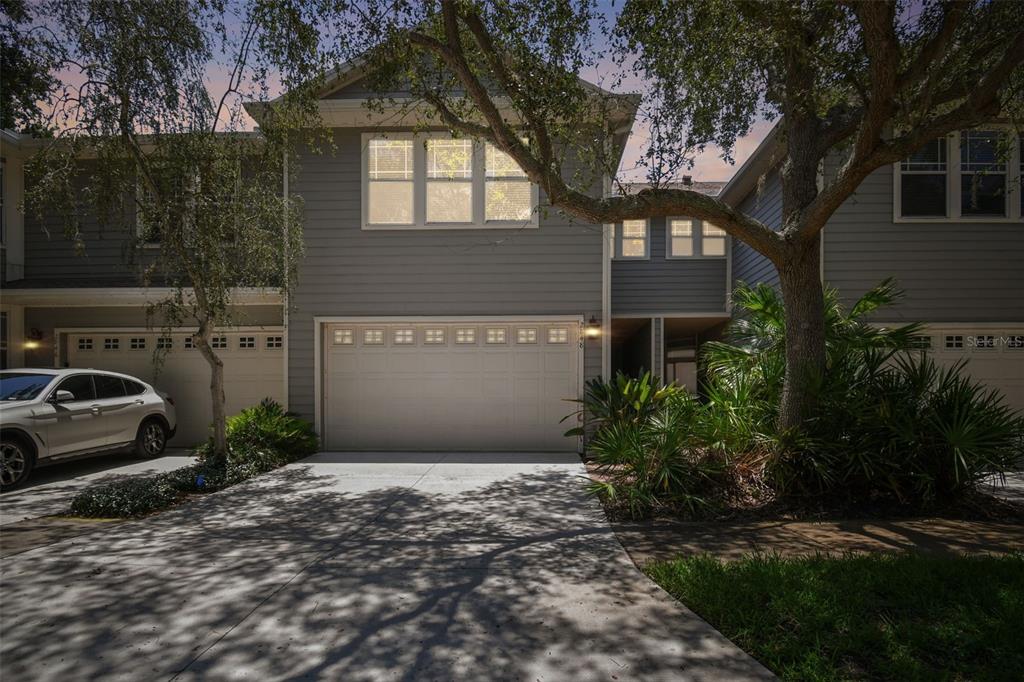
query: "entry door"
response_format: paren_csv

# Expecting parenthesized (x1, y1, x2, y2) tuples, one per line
(323, 320, 581, 451)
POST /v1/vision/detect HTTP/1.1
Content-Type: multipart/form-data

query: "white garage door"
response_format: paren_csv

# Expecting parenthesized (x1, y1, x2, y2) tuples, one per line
(323, 319, 582, 451)
(925, 328, 1024, 412)
(68, 330, 286, 445)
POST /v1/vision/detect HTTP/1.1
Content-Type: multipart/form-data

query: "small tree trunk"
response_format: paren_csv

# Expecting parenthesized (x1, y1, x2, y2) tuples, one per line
(193, 319, 228, 457)
(776, 234, 826, 431)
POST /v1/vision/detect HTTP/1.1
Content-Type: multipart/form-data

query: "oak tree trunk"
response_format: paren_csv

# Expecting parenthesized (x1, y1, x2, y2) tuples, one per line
(193, 319, 228, 457)
(776, 233, 826, 431)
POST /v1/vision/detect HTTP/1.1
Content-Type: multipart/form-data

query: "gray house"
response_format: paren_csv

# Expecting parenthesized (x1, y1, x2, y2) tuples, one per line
(1, 67, 1022, 451)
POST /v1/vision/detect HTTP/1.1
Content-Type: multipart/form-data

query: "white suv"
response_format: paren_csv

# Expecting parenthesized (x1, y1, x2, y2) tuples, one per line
(0, 368, 177, 489)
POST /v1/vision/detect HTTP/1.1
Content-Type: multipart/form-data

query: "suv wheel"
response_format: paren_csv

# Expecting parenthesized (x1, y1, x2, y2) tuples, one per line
(1, 437, 35, 490)
(135, 420, 168, 458)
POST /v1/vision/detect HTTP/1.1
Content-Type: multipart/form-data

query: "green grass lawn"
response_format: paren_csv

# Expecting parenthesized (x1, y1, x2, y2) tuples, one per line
(646, 552, 1024, 682)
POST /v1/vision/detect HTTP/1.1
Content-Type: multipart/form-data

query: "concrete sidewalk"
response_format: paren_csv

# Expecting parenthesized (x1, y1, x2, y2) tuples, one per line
(0, 452, 772, 681)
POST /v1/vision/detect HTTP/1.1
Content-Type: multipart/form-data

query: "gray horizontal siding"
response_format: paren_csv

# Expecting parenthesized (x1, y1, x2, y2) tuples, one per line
(23, 162, 153, 284)
(611, 217, 727, 315)
(732, 169, 781, 290)
(823, 161, 1024, 322)
(287, 128, 604, 423)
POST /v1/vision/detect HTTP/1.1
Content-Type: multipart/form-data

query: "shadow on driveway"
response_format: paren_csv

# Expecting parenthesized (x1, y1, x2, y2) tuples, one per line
(1, 453, 772, 681)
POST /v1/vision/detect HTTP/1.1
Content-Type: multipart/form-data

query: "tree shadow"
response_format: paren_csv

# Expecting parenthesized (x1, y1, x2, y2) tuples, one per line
(0, 457, 772, 681)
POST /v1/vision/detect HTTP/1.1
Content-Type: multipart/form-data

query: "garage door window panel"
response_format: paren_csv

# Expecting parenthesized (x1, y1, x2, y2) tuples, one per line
(363, 329, 384, 345)
(486, 328, 507, 344)
(516, 328, 538, 344)
(104, 338, 120, 351)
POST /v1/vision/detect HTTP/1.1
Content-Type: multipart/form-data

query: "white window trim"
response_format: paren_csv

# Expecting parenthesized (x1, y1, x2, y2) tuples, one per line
(893, 128, 1023, 223)
(665, 217, 729, 259)
(361, 132, 540, 231)
(613, 219, 650, 260)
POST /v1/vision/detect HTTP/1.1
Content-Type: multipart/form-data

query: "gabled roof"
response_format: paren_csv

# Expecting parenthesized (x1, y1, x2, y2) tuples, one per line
(717, 120, 785, 206)
(245, 53, 640, 173)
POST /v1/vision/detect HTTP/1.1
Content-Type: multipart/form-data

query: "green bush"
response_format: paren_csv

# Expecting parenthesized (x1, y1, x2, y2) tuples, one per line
(195, 398, 319, 481)
(563, 371, 678, 437)
(576, 279, 1023, 514)
(68, 473, 185, 518)
(69, 399, 318, 518)
(587, 391, 731, 518)
(704, 279, 1024, 507)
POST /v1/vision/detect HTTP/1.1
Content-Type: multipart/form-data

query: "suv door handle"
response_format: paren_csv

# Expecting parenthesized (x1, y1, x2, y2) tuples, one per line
(90, 404, 102, 415)
(134, 399, 145, 405)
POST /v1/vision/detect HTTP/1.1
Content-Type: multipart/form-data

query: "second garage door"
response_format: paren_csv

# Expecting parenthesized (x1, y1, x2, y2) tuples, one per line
(68, 330, 286, 445)
(322, 319, 582, 451)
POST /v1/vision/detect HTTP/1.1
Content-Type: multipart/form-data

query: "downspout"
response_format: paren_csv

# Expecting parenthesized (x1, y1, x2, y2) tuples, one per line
(282, 143, 290, 410)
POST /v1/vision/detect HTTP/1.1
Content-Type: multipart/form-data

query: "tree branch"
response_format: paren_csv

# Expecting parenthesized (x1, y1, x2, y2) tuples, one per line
(407, 1, 784, 260)
(897, 0, 968, 90)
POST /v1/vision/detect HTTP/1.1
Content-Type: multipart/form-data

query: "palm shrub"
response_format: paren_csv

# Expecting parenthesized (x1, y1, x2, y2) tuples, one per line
(706, 279, 1023, 506)
(197, 398, 319, 482)
(562, 370, 677, 437)
(587, 391, 731, 518)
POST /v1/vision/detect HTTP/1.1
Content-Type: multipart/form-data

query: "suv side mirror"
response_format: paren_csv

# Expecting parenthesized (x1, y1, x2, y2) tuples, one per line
(51, 390, 76, 404)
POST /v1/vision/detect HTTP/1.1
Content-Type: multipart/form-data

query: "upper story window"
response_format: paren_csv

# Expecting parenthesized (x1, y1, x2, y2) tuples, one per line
(895, 130, 1022, 222)
(426, 139, 473, 224)
(666, 218, 728, 258)
(485, 143, 531, 221)
(668, 219, 693, 256)
(617, 219, 649, 259)
(702, 223, 727, 256)
(362, 134, 537, 230)
(367, 139, 415, 225)
(898, 137, 947, 217)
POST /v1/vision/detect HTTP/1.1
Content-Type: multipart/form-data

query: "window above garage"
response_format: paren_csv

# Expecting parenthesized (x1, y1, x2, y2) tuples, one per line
(362, 133, 539, 230)
(894, 129, 1023, 222)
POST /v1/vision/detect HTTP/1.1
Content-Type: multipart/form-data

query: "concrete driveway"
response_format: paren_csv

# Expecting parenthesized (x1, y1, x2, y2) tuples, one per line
(0, 450, 196, 525)
(0, 452, 772, 681)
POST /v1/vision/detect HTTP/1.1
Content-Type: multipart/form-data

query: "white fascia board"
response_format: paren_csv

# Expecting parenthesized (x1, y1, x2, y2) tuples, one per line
(3, 287, 283, 307)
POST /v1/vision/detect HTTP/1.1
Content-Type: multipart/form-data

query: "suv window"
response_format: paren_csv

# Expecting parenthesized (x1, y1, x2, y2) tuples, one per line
(0, 373, 56, 401)
(124, 380, 146, 396)
(55, 374, 96, 402)
(94, 374, 126, 399)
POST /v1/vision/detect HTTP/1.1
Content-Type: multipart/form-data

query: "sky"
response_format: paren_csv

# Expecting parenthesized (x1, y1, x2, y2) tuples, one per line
(41, 0, 774, 185)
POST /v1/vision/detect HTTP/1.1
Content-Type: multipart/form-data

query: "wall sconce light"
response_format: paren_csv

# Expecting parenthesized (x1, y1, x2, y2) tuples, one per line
(585, 315, 601, 339)
(24, 328, 43, 350)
